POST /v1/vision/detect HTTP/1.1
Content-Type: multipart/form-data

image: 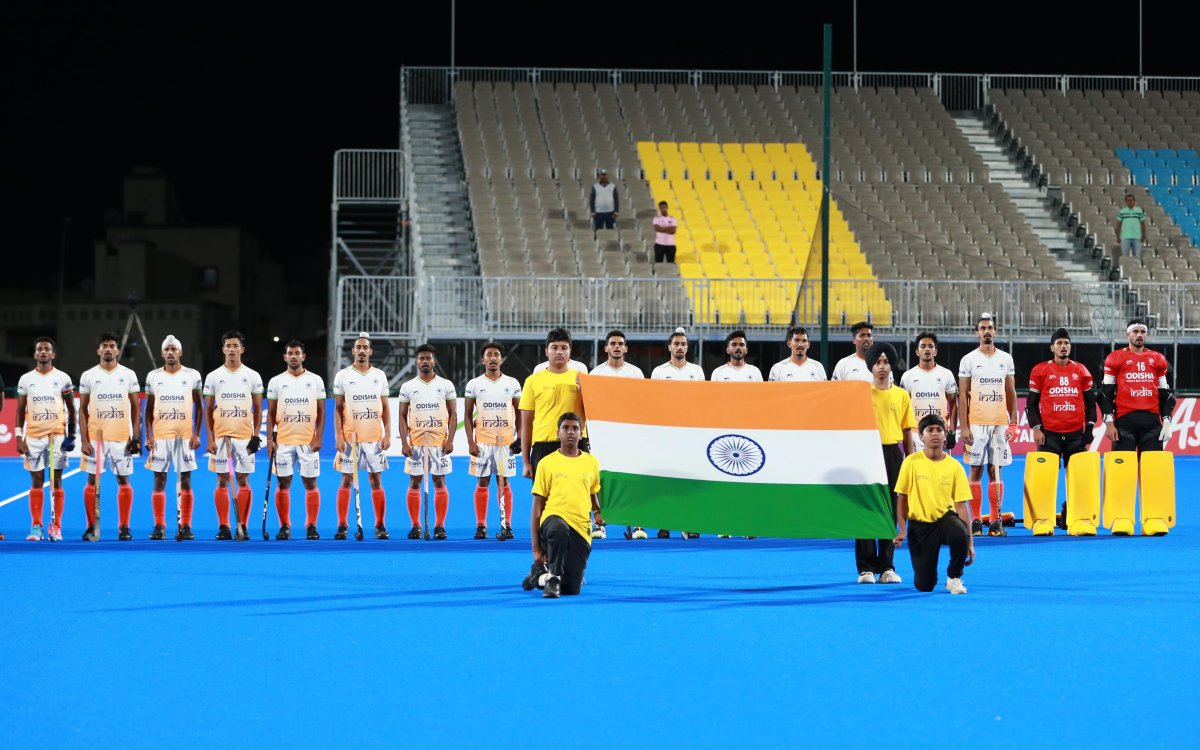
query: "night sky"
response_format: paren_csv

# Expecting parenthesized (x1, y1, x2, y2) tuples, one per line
(5, 1, 1194, 300)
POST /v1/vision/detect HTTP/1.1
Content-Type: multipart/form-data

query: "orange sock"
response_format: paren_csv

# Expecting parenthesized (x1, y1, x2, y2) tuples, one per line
(989, 484, 1004, 524)
(117, 485, 134, 526)
(969, 482, 982, 521)
(502, 484, 513, 527)
(371, 488, 386, 527)
(276, 490, 290, 527)
(336, 487, 350, 525)
(305, 489, 320, 527)
(214, 487, 231, 526)
(180, 490, 195, 526)
(151, 491, 166, 526)
(407, 488, 421, 524)
(474, 487, 490, 525)
(30, 489, 44, 527)
(84, 484, 97, 527)
(52, 489, 64, 527)
(434, 487, 449, 527)
(236, 487, 252, 527)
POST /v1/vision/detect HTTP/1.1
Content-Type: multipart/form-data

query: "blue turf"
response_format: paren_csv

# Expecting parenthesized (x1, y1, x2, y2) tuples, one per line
(1, 456, 1197, 747)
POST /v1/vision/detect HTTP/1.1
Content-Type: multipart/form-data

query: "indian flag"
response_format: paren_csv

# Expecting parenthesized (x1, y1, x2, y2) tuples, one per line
(580, 376, 894, 539)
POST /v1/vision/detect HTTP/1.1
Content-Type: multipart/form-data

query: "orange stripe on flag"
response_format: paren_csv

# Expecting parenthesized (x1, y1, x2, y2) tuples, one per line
(578, 375, 877, 430)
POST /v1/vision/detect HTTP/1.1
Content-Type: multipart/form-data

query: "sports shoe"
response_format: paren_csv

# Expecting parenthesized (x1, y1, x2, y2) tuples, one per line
(215, 525, 233, 541)
(433, 525, 447, 540)
(149, 524, 166, 540)
(305, 524, 319, 540)
(878, 569, 902, 584)
(175, 525, 194, 541)
(233, 524, 248, 542)
(522, 561, 548, 591)
(118, 525, 133, 541)
(717, 534, 732, 539)
(657, 529, 670, 539)
(474, 523, 487, 540)
(987, 520, 1007, 537)
(631, 527, 648, 540)
(591, 522, 606, 540)
(26, 524, 43, 541)
(946, 577, 968, 595)
(276, 525, 291, 541)
(543, 575, 562, 598)
(47, 523, 63, 542)
(407, 524, 422, 540)
(971, 519, 984, 536)
(681, 532, 700, 540)
(857, 571, 877, 584)
(1056, 505, 1068, 530)
(496, 525, 514, 541)
(375, 525, 390, 540)
(334, 524, 349, 541)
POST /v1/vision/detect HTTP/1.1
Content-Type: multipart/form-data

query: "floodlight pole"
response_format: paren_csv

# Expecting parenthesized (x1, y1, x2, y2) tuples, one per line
(820, 24, 832, 365)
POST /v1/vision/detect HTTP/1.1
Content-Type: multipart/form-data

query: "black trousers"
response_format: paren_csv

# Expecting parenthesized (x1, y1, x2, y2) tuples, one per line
(1114, 411, 1164, 453)
(593, 212, 615, 230)
(856, 443, 901, 574)
(529, 438, 590, 475)
(540, 516, 591, 595)
(1041, 429, 1086, 465)
(907, 511, 971, 592)
(654, 243, 676, 263)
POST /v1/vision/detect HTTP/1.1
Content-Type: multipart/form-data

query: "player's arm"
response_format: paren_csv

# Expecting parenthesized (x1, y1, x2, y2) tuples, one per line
(397, 401, 411, 456)
(957, 376, 972, 445)
(15, 394, 27, 454)
(250, 393, 263, 452)
(520, 409, 534, 479)
(266, 399, 278, 454)
(1004, 375, 1018, 428)
(1099, 371, 1119, 442)
(333, 395, 346, 454)
(190, 388, 203, 449)
(145, 394, 157, 452)
(310, 397, 325, 452)
(79, 393, 93, 455)
(463, 397, 478, 455)
(530, 492, 547, 565)
(126, 391, 142, 454)
(1082, 387, 1097, 436)
(893, 493, 909, 546)
(591, 492, 603, 525)
(902, 428, 913, 457)
(944, 382, 958, 441)
(205, 395, 217, 454)
(64, 389, 76, 446)
(379, 395, 391, 451)
(1026, 389, 1045, 446)
(443, 397, 456, 454)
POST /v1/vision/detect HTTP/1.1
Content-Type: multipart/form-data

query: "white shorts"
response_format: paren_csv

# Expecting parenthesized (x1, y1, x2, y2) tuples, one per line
(80, 440, 135, 476)
(145, 437, 199, 473)
(208, 438, 257, 474)
(274, 444, 320, 478)
(469, 444, 515, 478)
(405, 445, 452, 476)
(963, 424, 1013, 467)
(23, 435, 67, 472)
(335, 441, 389, 474)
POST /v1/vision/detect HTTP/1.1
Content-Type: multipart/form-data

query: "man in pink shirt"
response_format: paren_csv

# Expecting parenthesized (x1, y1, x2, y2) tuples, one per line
(652, 200, 678, 264)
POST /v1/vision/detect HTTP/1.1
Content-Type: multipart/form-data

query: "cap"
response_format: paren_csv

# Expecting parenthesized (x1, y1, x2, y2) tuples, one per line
(598, 168, 607, 174)
(161, 335, 182, 350)
(357, 331, 370, 340)
(865, 341, 898, 369)
(1051, 327, 1070, 344)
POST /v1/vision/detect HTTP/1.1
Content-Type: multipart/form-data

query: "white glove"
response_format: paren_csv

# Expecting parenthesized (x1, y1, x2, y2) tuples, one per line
(1158, 417, 1172, 443)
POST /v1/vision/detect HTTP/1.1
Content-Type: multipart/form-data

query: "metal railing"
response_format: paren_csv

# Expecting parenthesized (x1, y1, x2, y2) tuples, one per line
(332, 149, 402, 202)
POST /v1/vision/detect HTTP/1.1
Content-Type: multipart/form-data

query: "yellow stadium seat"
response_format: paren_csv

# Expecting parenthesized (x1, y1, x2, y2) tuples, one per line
(700, 142, 723, 156)
(721, 143, 744, 158)
(679, 262, 704, 278)
(664, 161, 687, 181)
(679, 142, 701, 157)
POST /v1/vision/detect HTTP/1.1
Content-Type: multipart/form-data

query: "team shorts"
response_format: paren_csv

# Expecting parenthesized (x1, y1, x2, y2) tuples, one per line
(81, 440, 135, 476)
(209, 438, 257, 474)
(962, 424, 1013, 467)
(335, 440, 389, 474)
(405, 445, 452, 476)
(469, 444, 515, 478)
(274, 444, 321, 478)
(145, 437, 199, 473)
(23, 434, 67, 473)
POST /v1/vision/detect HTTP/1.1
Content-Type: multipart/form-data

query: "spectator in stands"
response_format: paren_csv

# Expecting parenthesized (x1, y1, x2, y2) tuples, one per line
(1116, 193, 1147, 259)
(652, 201, 678, 264)
(590, 169, 619, 232)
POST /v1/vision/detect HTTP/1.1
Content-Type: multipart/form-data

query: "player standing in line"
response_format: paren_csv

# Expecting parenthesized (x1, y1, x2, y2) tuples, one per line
(832, 322, 889, 383)
(710, 330, 763, 382)
(15, 336, 76, 542)
(589, 330, 649, 539)
(398, 344, 458, 540)
(266, 340, 326, 540)
(144, 335, 203, 541)
(858, 342, 916, 584)
(78, 332, 142, 541)
(1026, 328, 1095, 527)
(204, 331, 264, 542)
(650, 328, 705, 538)
(767, 326, 827, 382)
(332, 335, 391, 540)
(464, 342, 522, 540)
(1100, 320, 1173, 454)
(957, 314, 1018, 537)
(900, 332, 958, 452)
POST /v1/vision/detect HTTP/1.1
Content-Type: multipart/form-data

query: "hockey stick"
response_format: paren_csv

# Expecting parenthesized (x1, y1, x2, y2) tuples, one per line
(261, 432, 276, 540)
(47, 437, 56, 542)
(422, 446, 431, 541)
(89, 440, 101, 541)
(352, 433, 364, 541)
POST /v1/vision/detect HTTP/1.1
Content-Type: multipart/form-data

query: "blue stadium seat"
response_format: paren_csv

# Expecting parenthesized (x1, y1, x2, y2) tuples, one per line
(1178, 149, 1198, 160)
(1135, 148, 1158, 161)
(1115, 147, 1136, 162)
(1131, 168, 1154, 185)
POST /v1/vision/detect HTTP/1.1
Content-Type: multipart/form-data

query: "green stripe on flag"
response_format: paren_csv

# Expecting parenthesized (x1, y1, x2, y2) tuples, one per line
(599, 471, 896, 539)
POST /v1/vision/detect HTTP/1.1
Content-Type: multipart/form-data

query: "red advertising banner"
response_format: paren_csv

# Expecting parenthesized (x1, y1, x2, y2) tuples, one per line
(0, 400, 16, 458)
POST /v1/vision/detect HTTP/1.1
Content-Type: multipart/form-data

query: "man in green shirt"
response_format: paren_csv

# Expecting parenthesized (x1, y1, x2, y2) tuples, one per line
(1116, 193, 1146, 259)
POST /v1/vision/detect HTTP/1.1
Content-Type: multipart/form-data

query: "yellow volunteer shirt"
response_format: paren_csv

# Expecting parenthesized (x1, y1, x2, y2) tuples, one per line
(519, 369, 586, 443)
(894, 451, 972, 523)
(871, 384, 917, 445)
(533, 450, 601, 544)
